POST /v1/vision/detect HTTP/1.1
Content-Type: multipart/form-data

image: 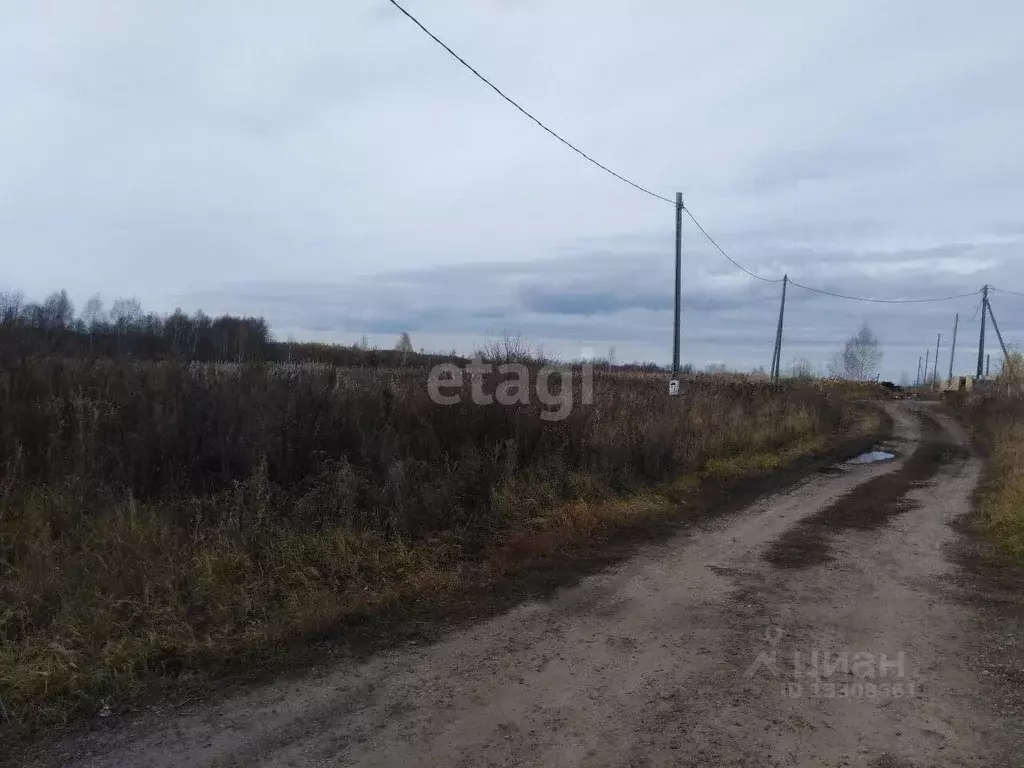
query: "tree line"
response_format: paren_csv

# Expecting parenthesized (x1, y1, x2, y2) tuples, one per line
(0, 288, 887, 378)
(0, 288, 274, 362)
(0, 288, 479, 368)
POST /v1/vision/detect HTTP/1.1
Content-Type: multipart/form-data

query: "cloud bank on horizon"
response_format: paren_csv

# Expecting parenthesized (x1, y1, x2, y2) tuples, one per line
(2, 0, 1023, 379)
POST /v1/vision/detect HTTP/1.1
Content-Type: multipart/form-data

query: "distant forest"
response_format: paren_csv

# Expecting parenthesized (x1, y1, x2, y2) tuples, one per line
(0, 288, 452, 367)
(0, 288, 670, 371)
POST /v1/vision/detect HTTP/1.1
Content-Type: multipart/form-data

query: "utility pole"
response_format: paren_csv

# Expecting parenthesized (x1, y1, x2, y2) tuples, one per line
(924, 348, 930, 388)
(770, 275, 789, 383)
(977, 284, 989, 378)
(987, 298, 1016, 383)
(987, 354, 991, 377)
(916, 356, 922, 387)
(671, 192, 682, 388)
(932, 333, 941, 390)
(986, 298, 1011, 364)
(948, 313, 959, 382)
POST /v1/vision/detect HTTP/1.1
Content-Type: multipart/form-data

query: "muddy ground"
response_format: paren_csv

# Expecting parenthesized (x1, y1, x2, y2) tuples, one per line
(25, 401, 1024, 767)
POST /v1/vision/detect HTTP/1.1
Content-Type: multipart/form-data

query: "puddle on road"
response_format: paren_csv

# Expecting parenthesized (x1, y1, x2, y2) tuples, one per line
(847, 450, 896, 465)
(765, 413, 954, 570)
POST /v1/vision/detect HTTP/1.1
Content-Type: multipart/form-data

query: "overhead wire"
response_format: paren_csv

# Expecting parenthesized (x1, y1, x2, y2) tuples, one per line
(970, 297, 984, 322)
(682, 208, 783, 283)
(385, 0, 675, 205)
(387, 0, 782, 284)
(386, 0, 1012, 307)
(683, 212, 985, 302)
(991, 286, 1024, 299)
(788, 281, 981, 304)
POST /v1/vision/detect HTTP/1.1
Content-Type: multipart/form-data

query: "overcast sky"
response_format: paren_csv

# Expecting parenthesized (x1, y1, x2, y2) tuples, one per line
(3, 0, 1023, 379)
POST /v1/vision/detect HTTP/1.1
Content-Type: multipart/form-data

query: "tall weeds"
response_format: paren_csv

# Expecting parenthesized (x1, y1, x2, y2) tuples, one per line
(0, 358, 873, 737)
(961, 394, 1024, 559)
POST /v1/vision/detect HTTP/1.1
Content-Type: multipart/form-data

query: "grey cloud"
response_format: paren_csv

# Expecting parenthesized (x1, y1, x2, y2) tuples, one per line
(178, 227, 1024, 379)
(520, 289, 669, 316)
(3, 0, 1024, 380)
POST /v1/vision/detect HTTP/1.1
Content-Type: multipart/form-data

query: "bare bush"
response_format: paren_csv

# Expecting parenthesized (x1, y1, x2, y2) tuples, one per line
(479, 331, 546, 364)
(788, 358, 816, 381)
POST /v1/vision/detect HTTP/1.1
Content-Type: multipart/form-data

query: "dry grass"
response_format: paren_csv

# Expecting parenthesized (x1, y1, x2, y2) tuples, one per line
(0, 487, 463, 734)
(963, 395, 1024, 560)
(0, 361, 884, 742)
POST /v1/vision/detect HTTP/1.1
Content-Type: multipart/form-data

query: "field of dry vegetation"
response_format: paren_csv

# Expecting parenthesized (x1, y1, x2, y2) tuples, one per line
(958, 391, 1024, 560)
(0, 322, 887, 742)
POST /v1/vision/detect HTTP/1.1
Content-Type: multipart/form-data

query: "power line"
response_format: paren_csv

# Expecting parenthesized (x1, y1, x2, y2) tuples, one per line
(390, 0, 784, 284)
(390, 0, 782, 286)
(385, 0, 675, 205)
(682, 208, 784, 283)
(788, 280, 980, 304)
(991, 286, 1024, 299)
(681, 206, 992, 301)
(970, 297, 984, 322)
(685, 208, 983, 302)
(385, 0, 1006, 307)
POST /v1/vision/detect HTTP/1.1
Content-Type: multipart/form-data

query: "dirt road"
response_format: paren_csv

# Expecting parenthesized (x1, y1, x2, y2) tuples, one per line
(42, 402, 1024, 767)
